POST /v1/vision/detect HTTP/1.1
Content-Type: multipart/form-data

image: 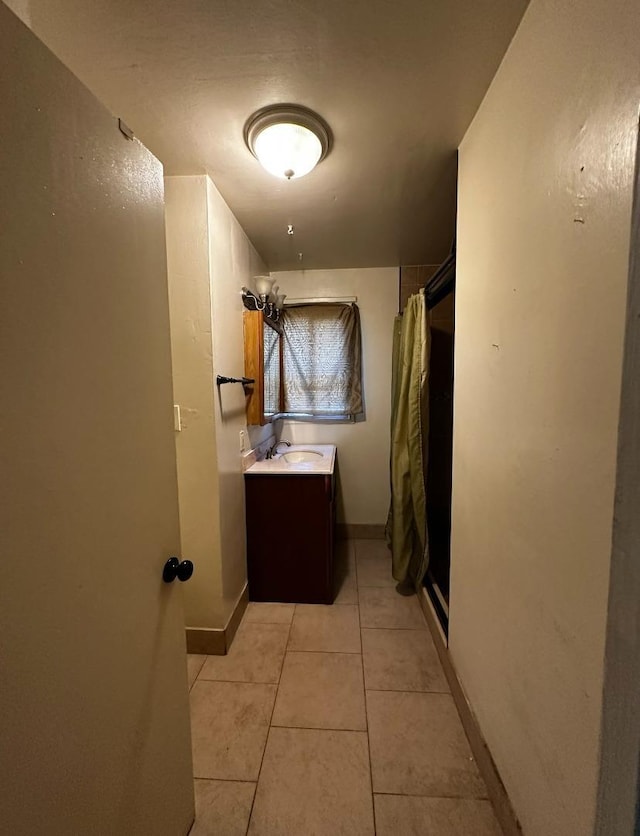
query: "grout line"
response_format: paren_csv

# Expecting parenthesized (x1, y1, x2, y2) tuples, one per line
(371, 790, 491, 801)
(353, 545, 361, 606)
(196, 676, 282, 685)
(270, 723, 368, 733)
(244, 617, 292, 836)
(284, 648, 364, 656)
(287, 646, 362, 654)
(355, 564, 377, 836)
(360, 626, 433, 633)
(189, 655, 207, 691)
(294, 601, 358, 609)
(358, 624, 428, 632)
(193, 776, 257, 786)
(285, 609, 297, 652)
(364, 687, 452, 695)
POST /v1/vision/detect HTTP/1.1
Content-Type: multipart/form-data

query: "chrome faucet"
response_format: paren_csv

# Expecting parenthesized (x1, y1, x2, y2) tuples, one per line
(266, 440, 292, 459)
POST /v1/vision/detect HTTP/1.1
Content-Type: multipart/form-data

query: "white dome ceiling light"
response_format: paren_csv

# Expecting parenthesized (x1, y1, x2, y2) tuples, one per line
(244, 105, 332, 180)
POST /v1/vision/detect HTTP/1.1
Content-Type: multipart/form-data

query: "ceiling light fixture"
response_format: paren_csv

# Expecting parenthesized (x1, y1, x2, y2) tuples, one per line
(244, 104, 332, 180)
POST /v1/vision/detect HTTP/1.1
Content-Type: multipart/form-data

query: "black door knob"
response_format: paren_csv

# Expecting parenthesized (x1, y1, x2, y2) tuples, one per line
(163, 557, 194, 584)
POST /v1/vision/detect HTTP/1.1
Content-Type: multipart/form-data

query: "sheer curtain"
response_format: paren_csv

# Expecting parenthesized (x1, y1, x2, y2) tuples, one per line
(282, 303, 363, 416)
(263, 324, 280, 415)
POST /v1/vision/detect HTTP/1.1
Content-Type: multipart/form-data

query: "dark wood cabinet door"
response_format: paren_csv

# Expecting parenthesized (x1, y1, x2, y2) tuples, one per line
(245, 474, 335, 604)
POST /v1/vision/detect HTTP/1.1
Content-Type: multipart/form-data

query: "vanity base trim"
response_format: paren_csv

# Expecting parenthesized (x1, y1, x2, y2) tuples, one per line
(185, 584, 249, 656)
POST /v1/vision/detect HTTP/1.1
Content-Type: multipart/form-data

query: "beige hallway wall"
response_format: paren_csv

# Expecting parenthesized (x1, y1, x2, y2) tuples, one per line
(450, 1, 640, 835)
(165, 175, 270, 631)
(206, 177, 272, 613)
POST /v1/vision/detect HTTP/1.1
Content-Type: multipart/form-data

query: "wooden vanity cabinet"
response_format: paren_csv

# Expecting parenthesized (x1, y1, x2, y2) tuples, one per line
(245, 472, 336, 604)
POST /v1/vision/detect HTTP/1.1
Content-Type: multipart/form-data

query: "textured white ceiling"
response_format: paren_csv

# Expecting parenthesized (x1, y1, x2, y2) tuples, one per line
(5, 0, 527, 270)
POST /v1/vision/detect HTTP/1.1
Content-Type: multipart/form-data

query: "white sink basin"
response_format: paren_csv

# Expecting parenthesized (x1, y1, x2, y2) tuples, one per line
(246, 444, 335, 475)
(282, 450, 324, 464)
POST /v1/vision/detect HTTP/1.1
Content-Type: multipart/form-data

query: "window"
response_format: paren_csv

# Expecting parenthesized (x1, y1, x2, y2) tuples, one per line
(282, 303, 363, 417)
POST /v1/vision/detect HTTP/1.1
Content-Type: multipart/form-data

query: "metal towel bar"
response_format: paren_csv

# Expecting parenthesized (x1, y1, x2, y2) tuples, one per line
(216, 375, 255, 386)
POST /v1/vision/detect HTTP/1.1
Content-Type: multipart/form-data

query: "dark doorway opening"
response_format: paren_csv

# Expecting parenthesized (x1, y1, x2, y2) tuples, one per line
(424, 290, 455, 635)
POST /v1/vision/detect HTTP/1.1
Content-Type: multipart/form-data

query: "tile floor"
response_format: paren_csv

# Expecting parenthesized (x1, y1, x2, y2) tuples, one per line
(187, 539, 503, 835)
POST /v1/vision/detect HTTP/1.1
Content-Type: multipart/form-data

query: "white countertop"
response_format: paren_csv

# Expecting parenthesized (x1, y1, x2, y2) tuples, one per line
(245, 444, 336, 476)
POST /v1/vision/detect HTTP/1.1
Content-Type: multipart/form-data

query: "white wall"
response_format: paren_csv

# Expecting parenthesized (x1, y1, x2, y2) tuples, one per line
(165, 175, 270, 630)
(271, 268, 399, 525)
(450, 1, 639, 835)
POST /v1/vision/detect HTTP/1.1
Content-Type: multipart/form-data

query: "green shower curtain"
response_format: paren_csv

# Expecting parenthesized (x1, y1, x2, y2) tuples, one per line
(385, 293, 430, 588)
